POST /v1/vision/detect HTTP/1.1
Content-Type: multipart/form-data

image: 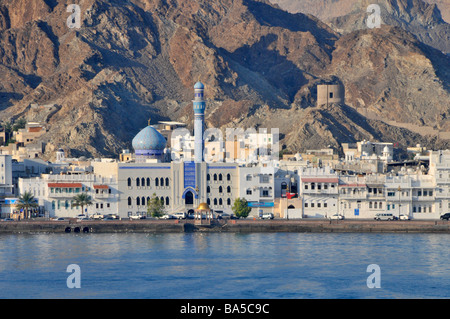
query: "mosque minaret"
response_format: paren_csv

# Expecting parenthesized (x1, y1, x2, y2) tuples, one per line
(193, 81, 206, 163)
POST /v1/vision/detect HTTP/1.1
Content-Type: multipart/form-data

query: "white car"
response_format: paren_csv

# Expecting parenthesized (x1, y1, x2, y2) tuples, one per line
(330, 214, 344, 220)
(91, 213, 104, 219)
(129, 215, 141, 220)
(399, 214, 410, 220)
(173, 212, 186, 219)
(161, 214, 176, 219)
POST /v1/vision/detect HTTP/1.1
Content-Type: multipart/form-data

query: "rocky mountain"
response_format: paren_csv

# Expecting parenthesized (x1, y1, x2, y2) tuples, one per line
(326, 0, 450, 55)
(269, 0, 450, 24)
(0, 0, 448, 160)
(270, 0, 450, 55)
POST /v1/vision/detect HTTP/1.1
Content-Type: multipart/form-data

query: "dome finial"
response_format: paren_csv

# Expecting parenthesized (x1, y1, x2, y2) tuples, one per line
(148, 117, 151, 126)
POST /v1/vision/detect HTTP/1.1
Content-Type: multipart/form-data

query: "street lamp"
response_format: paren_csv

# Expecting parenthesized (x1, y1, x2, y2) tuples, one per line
(397, 186, 401, 219)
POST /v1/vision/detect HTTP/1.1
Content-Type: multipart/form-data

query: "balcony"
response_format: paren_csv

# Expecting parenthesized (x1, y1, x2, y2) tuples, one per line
(94, 192, 112, 199)
(49, 191, 81, 198)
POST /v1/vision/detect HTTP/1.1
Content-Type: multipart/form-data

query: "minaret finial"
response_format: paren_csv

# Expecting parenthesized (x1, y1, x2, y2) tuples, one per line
(148, 117, 151, 126)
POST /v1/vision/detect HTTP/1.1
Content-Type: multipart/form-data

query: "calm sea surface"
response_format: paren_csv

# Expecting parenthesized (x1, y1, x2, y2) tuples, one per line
(0, 232, 449, 299)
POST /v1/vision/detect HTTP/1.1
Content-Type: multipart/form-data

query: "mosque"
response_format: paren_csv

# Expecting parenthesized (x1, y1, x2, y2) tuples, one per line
(92, 82, 275, 218)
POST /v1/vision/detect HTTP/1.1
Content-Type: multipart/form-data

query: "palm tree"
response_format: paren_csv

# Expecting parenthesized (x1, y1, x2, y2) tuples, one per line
(16, 191, 39, 219)
(72, 193, 93, 217)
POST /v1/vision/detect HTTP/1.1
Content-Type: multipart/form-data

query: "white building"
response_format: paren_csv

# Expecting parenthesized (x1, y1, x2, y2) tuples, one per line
(238, 165, 275, 217)
(299, 166, 339, 218)
(343, 141, 393, 163)
(0, 155, 13, 197)
(18, 173, 118, 218)
(429, 150, 450, 216)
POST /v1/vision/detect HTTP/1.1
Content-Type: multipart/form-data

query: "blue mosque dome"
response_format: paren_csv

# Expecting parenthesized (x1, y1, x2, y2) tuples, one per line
(194, 81, 204, 89)
(132, 125, 167, 151)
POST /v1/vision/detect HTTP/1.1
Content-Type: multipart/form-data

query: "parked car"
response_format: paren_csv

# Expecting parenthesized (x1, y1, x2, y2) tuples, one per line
(2, 218, 14, 221)
(103, 217, 115, 220)
(440, 213, 450, 220)
(374, 213, 395, 221)
(399, 214, 410, 220)
(330, 214, 344, 220)
(129, 215, 141, 220)
(104, 214, 119, 219)
(91, 213, 104, 220)
(76, 214, 87, 219)
(161, 214, 176, 219)
(173, 212, 186, 219)
(53, 217, 66, 221)
(260, 213, 274, 220)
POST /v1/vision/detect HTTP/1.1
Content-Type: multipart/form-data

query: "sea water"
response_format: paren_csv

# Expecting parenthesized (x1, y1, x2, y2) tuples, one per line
(0, 232, 449, 299)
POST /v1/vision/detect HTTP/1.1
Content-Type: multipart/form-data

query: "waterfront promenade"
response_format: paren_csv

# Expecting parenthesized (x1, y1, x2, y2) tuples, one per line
(1, 218, 450, 234)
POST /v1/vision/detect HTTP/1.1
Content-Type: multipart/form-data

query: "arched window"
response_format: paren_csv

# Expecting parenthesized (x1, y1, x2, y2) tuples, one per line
(136, 197, 140, 206)
(219, 198, 223, 205)
(166, 197, 170, 206)
(155, 178, 159, 187)
(147, 178, 151, 187)
(165, 178, 169, 187)
(136, 178, 140, 187)
(207, 186, 211, 193)
(142, 197, 146, 206)
(128, 197, 132, 206)
(227, 186, 231, 193)
(214, 174, 218, 181)
(52, 201, 55, 210)
(141, 178, 145, 187)
(160, 178, 164, 187)
(160, 197, 164, 205)
(219, 174, 223, 181)
(127, 178, 132, 187)
(214, 198, 218, 206)
(227, 173, 231, 181)
(147, 196, 150, 205)
(219, 186, 223, 193)
(227, 198, 231, 206)
(207, 174, 210, 181)
(207, 198, 211, 205)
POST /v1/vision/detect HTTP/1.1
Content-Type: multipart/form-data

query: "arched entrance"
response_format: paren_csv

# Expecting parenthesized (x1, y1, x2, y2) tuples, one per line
(185, 191, 194, 205)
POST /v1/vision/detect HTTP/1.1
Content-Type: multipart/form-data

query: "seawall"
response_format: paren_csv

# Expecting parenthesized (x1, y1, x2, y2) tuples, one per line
(1, 219, 450, 234)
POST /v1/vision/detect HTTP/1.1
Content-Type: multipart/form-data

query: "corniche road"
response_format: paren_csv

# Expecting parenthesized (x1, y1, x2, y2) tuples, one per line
(1, 219, 450, 234)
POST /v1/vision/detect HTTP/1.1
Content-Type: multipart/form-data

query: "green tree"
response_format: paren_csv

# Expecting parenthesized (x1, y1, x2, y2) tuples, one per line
(2, 118, 26, 145)
(72, 193, 93, 216)
(147, 193, 165, 218)
(2, 120, 12, 145)
(12, 118, 26, 132)
(232, 197, 251, 219)
(16, 191, 39, 219)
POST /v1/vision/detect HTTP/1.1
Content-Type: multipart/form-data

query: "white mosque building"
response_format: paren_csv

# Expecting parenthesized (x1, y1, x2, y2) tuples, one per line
(91, 82, 275, 218)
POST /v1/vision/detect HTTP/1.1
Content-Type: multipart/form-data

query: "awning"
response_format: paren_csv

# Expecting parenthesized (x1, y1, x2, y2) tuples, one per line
(366, 184, 384, 188)
(93, 185, 109, 189)
(48, 183, 83, 188)
(301, 177, 339, 183)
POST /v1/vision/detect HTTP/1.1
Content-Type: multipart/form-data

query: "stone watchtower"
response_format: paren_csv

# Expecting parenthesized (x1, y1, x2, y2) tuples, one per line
(317, 84, 345, 107)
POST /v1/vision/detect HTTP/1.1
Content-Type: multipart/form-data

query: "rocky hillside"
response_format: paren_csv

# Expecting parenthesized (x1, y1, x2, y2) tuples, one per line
(269, 0, 450, 24)
(0, 0, 448, 159)
(326, 0, 450, 55)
